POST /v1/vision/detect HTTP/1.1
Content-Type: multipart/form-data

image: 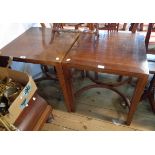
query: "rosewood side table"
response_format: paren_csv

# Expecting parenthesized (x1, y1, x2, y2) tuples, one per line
(62, 31, 149, 125)
(0, 27, 79, 112)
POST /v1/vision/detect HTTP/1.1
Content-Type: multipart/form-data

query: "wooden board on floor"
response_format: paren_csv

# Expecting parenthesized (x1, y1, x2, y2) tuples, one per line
(42, 110, 138, 131)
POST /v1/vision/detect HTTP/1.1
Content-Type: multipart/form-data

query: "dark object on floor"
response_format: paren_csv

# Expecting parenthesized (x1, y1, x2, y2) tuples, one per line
(0, 56, 12, 67)
(14, 93, 52, 131)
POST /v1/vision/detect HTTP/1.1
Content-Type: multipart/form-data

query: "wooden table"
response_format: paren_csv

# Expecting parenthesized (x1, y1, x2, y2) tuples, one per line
(62, 31, 149, 125)
(0, 27, 79, 112)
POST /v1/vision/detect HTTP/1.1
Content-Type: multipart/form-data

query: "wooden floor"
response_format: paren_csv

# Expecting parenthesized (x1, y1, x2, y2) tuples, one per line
(1, 72, 155, 131)
(42, 110, 138, 131)
(38, 72, 155, 131)
(42, 99, 155, 131)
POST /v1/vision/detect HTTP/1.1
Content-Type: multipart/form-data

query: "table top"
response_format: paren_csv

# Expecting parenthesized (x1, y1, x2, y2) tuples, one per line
(63, 31, 149, 76)
(0, 27, 79, 65)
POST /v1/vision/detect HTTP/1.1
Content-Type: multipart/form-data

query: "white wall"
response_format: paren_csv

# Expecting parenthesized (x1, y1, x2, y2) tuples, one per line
(0, 23, 42, 78)
(0, 23, 34, 49)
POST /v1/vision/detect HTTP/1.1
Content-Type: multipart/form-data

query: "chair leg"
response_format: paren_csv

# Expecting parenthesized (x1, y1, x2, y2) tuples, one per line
(142, 74, 155, 113)
(86, 71, 89, 77)
(128, 77, 133, 84)
(81, 70, 85, 79)
(148, 74, 155, 92)
(94, 72, 98, 80)
(117, 75, 123, 82)
(139, 23, 144, 31)
(148, 92, 155, 113)
(117, 76, 132, 84)
(122, 23, 127, 30)
(148, 74, 155, 112)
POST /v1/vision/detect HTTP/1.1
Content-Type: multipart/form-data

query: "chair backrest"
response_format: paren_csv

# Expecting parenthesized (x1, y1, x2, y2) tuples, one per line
(41, 23, 99, 36)
(129, 23, 144, 33)
(145, 23, 155, 51)
(52, 23, 84, 32)
(40, 23, 121, 37)
(97, 23, 119, 32)
(107, 23, 119, 32)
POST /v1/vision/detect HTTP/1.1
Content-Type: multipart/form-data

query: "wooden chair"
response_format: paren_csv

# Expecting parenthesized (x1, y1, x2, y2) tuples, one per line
(142, 23, 155, 112)
(49, 23, 99, 37)
(53, 23, 82, 30)
(97, 23, 119, 32)
(118, 23, 155, 113)
(118, 23, 152, 82)
(145, 23, 155, 54)
(142, 61, 155, 113)
(129, 23, 144, 33)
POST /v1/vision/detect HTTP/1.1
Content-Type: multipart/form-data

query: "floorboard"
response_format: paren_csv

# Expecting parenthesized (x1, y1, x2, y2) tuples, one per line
(42, 110, 137, 131)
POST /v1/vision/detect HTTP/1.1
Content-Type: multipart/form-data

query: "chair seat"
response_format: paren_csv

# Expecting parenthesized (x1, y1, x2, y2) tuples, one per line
(147, 53, 155, 60)
(148, 61, 155, 74)
(147, 54, 155, 74)
(147, 54, 155, 87)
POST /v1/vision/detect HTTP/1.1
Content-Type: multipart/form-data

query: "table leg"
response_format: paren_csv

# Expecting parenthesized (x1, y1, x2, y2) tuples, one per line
(55, 64, 74, 112)
(126, 76, 148, 125)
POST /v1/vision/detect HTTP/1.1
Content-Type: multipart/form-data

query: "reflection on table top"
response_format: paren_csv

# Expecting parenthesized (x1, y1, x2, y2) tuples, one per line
(63, 31, 149, 76)
(1, 27, 79, 65)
